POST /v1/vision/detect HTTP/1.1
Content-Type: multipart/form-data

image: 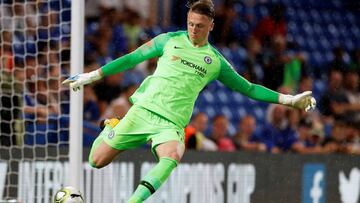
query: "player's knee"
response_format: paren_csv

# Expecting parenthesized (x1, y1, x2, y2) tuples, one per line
(166, 151, 181, 163)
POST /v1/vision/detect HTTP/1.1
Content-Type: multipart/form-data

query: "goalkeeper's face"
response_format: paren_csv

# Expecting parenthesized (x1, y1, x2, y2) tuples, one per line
(187, 11, 214, 46)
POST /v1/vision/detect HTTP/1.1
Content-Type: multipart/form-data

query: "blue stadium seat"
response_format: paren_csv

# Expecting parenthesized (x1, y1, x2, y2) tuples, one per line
(297, 9, 309, 22)
(321, 11, 333, 24)
(332, 11, 343, 24)
(302, 22, 314, 37)
(217, 90, 230, 104)
(228, 123, 236, 137)
(319, 37, 330, 52)
(232, 20, 251, 41)
(309, 51, 323, 66)
(313, 79, 327, 100)
(346, 13, 356, 24)
(287, 21, 298, 34)
(254, 4, 268, 21)
(306, 37, 318, 51)
(86, 22, 99, 35)
(218, 47, 233, 61)
(205, 106, 216, 118)
(250, 106, 266, 122)
(235, 107, 247, 119)
(325, 51, 333, 63)
(338, 25, 349, 38)
(345, 39, 354, 50)
(246, 97, 257, 106)
(351, 26, 360, 37)
(231, 92, 245, 105)
(294, 35, 305, 47)
(310, 10, 322, 23)
(193, 106, 199, 115)
(196, 92, 207, 105)
(313, 23, 323, 35)
(220, 106, 233, 120)
(254, 123, 264, 137)
(203, 90, 215, 104)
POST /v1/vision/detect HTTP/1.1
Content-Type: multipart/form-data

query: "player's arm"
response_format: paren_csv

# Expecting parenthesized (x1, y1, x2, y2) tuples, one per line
(62, 33, 170, 91)
(217, 60, 316, 111)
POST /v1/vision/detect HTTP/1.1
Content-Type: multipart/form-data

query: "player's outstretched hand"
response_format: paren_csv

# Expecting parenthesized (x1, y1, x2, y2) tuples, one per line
(291, 91, 316, 111)
(279, 91, 316, 112)
(62, 70, 101, 91)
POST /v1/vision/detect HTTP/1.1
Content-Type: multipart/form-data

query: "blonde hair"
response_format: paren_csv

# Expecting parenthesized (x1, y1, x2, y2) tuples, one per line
(188, 0, 215, 19)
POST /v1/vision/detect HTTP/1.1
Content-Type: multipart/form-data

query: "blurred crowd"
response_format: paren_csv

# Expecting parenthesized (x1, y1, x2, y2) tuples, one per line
(1, 0, 360, 155)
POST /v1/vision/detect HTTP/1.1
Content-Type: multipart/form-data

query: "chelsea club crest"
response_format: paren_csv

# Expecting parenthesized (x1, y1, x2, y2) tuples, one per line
(108, 130, 115, 139)
(204, 56, 212, 64)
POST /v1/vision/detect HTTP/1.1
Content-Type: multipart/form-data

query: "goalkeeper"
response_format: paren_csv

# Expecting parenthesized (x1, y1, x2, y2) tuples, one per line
(63, 1, 316, 202)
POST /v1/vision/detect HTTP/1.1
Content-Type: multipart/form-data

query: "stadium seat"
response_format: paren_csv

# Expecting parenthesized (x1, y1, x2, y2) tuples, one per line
(313, 79, 327, 100)
(236, 107, 247, 119)
(220, 106, 233, 120)
(203, 90, 215, 104)
(205, 106, 216, 118)
(216, 90, 229, 104)
(231, 92, 244, 105)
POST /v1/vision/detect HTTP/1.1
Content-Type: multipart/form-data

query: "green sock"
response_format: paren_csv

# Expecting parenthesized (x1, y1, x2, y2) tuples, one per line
(128, 157, 177, 203)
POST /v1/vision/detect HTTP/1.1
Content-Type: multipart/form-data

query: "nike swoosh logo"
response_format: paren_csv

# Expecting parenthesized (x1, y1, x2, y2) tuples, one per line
(174, 46, 183, 49)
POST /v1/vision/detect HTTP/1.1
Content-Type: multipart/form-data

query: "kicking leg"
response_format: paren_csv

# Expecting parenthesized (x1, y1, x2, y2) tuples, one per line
(128, 140, 185, 203)
(89, 119, 124, 168)
(89, 141, 124, 168)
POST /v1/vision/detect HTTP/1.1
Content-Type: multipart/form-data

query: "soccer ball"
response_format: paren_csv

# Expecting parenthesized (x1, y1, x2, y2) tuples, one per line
(54, 186, 84, 203)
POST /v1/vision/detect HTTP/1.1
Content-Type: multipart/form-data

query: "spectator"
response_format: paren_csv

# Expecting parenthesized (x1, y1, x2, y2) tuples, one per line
(328, 46, 350, 74)
(261, 34, 304, 91)
(295, 117, 324, 154)
(342, 70, 360, 123)
(322, 121, 349, 153)
(232, 115, 266, 152)
(286, 107, 302, 131)
(185, 112, 217, 151)
(308, 121, 326, 149)
(190, 112, 208, 136)
(122, 8, 143, 51)
(209, 114, 236, 152)
(212, 0, 237, 45)
(23, 79, 59, 145)
(1, 31, 14, 72)
(319, 69, 347, 122)
(349, 48, 360, 75)
(101, 83, 138, 119)
(320, 70, 360, 125)
(297, 75, 313, 93)
(87, 9, 127, 63)
(252, 3, 287, 48)
(93, 27, 117, 65)
(93, 73, 123, 115)
(119, 0, 154, 22)
(85, 0, 101, 22)
(83, 85, 101, 147)
(48, 65, 62, 114)
(0, 31, 17, 146)
(84, 86, 100, 124)
(0, 61, 23, 146)
(345, 122, 360, 155)
(258, 105, 298, 153)
(21, 56, 61, 145)
(241, 36, 263, 83)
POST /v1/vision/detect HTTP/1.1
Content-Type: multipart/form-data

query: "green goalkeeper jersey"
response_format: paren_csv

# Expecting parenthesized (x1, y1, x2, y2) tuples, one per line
(101, 31, 280, 128)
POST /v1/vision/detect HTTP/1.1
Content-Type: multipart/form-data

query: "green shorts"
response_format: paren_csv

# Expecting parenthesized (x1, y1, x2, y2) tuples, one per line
(101, 104, 185, 158)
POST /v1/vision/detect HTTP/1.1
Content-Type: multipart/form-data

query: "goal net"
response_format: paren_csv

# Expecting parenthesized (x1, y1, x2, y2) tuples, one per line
(0, 0, 72, 202)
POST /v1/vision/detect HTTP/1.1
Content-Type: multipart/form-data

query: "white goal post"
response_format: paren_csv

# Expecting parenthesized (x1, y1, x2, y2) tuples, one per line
(0, 0, 84, 202)
(69, 0, 84, 190)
